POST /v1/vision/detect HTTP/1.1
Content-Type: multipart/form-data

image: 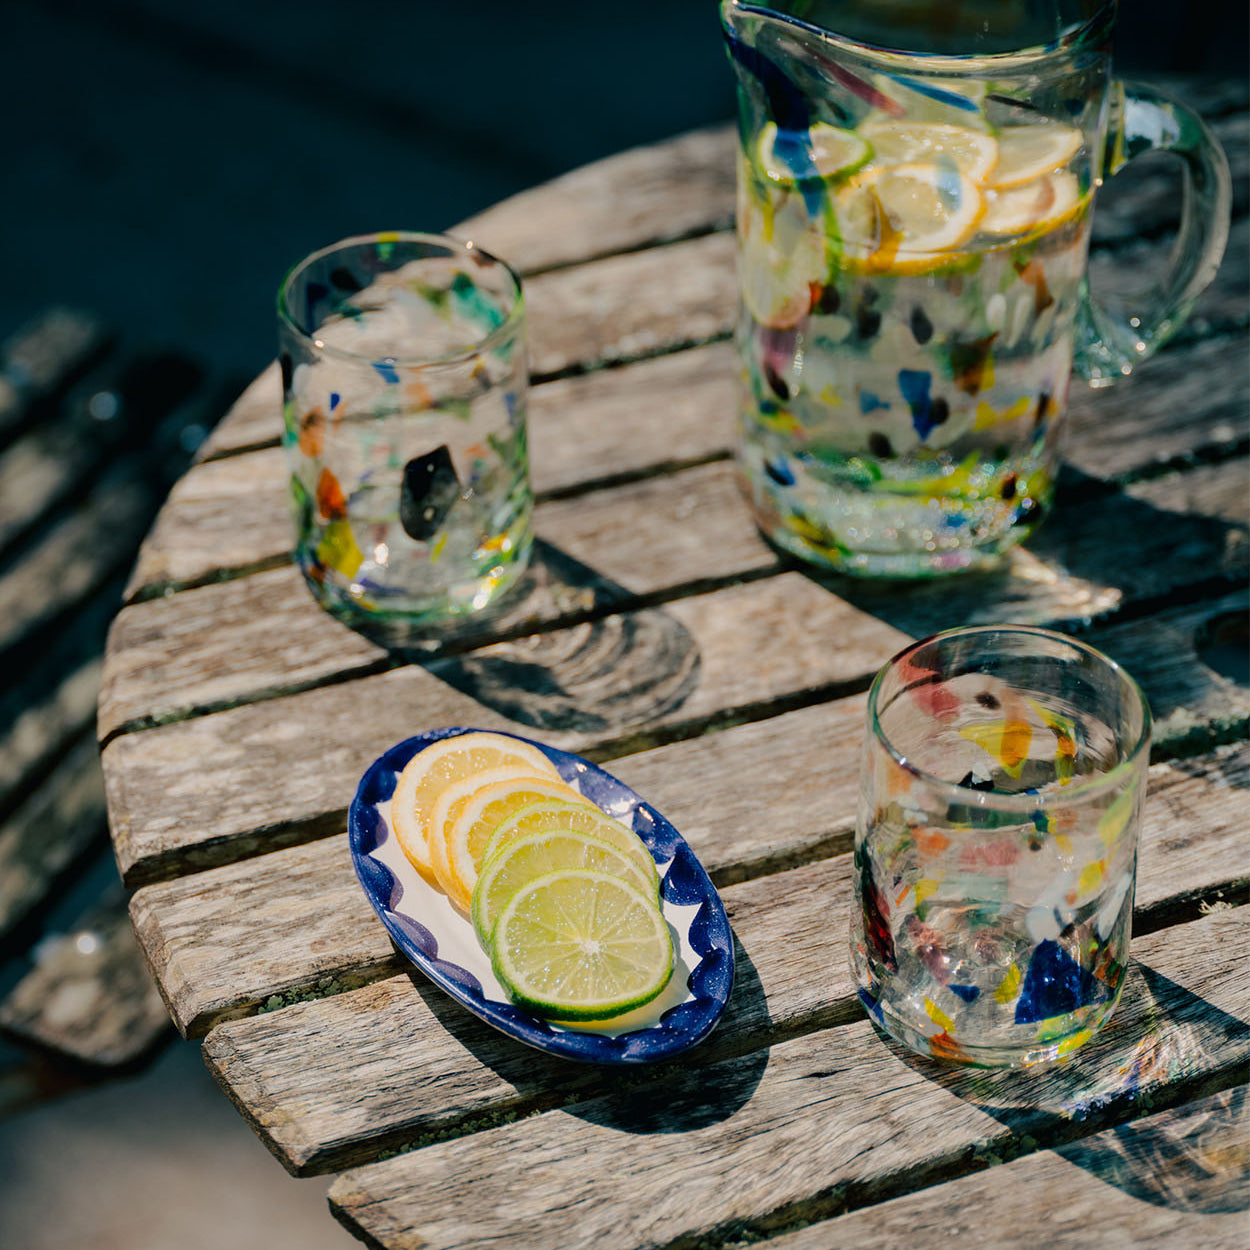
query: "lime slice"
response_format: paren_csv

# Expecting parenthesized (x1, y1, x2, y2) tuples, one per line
(758, 121, 871, 185)
(471, 828, 659, 944)
(836, 161, 984, 268)
(989, 122, 1082, 189)
(981, 170, 1081, 237)
(483, 798, 658, 885)
(490, 869, 674, 1021)
(860, 120, 999, 184)
(390, 732, 561, 885)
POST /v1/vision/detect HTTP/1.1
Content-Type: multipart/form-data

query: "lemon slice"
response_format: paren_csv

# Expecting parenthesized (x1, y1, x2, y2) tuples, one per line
(390, 733, 561, 884)
(441, 776, 587, 910)
(860, 120, 999, 184)
(758, 121, 872, 185)
(490, 869, 674, 1021)
(427, 767, 576, 905)
(981, 169, 1081, 237)
(471, 828, 659, 944)
(989, 122, 1082, 189)
(484, 798, 658, 883)
(836, 161, 984, 268)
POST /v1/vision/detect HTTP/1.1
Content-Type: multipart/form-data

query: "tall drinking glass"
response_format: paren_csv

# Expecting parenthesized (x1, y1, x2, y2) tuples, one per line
(851, 626, 1151, 1067)
(277, 232, 532, 645)
(721, 0, 1230, 576)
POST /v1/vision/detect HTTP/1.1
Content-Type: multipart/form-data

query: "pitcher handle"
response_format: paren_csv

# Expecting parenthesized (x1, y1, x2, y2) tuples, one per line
(1076, 79, 1231, 387)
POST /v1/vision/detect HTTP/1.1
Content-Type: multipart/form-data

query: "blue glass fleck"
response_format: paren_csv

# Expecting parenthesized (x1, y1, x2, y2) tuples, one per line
(1015, 939, 1106, 1024)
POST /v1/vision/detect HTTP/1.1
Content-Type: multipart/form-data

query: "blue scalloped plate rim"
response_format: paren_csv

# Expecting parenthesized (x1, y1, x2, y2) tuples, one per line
(347, 727, 736, 1065)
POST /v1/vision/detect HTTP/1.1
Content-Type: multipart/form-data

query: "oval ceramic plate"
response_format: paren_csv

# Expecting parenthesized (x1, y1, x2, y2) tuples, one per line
(348, 727, 735, 1064)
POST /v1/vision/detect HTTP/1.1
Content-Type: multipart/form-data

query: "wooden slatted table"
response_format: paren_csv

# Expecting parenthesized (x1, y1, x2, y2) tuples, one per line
(100, 78, 1249, 1248)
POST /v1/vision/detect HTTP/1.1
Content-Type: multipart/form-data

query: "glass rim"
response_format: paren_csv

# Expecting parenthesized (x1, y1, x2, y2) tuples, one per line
(276, 230, 525, 370)
(867, 624, 1153, 810)
(719, 0, 1117, 72)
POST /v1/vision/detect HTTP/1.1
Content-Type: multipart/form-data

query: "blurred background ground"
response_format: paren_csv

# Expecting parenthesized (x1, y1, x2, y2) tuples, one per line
(0, 2, 1244, 1247)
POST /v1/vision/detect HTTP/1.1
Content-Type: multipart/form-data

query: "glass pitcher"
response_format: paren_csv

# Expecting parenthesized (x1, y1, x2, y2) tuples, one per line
(721, 0, 1230, 577)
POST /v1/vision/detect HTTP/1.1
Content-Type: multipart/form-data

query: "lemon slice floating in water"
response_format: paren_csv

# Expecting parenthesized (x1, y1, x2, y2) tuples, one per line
(837, 161, 985, 268)
(981, 169, 1082, 236)
(860, 120, 999, 184)
(989, 122, 1083, 189)
(390, 732, 561, 885)
(471, 828, 658, 944)
(490, 869, 674, 1021)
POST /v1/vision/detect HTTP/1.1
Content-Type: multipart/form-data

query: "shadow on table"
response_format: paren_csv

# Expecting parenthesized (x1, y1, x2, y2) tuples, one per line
(566, 939, 771, 1134)
(795, 464, 1247, 648)
(421, 538, 704, 735)
(882, 958, 1250, 1213)
(403, 937, 770, 1133)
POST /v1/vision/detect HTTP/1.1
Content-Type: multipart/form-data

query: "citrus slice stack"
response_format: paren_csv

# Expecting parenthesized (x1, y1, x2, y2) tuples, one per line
(483, 798, 659, 887)
(489, 869, 674, 1021)
(988, 122, 1083, 189)
(471, 827, 657, 944)
(436, 775, 587, 910)
(389, 732, 561, 885)
(860, 120, 999, 184)
(836, 161, 985, 271)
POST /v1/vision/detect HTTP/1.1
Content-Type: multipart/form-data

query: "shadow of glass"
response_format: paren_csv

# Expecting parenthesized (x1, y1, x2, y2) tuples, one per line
(422, 539, 702, 733)
(564, 939, 771, 1134)
(794, 465, 1246, 649)
(878, 959, 1250, 1212)
(1055, 1084, 1249, 1214)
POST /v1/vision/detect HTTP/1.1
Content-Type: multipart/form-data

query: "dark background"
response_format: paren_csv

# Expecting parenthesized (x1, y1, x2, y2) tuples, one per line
(2, 0, 1246, 395)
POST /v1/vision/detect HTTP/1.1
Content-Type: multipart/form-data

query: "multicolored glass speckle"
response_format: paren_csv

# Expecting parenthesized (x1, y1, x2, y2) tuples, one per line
(851, 626, 1151, 1068)
(721, 3, 1104, 576)
(277, 233, 532, 642)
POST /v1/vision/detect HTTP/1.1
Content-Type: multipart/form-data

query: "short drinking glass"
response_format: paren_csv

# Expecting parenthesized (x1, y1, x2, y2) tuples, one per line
(277, 232, 532, 643)
(851, 626, 1151, 1067)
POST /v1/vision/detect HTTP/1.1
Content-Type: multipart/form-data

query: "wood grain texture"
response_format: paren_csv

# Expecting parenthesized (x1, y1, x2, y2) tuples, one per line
(762, 1086, 1250, 1250)
(102, 573, 1248, 889)
(326, 910, 1249, 1250)
(101, 421, 1248, 744)
(117, 318, 1245, 617)
(102, 573, 911, 885)
(455, 125, 736, 276)
(170, 742, 1249, 1175)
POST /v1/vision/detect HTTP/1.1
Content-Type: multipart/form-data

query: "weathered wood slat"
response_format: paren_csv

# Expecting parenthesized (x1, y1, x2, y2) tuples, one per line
(102, 565, 1248, 888)
(187, 742, 1248, 1178)
(322, 909, 1248, 1250)
(99, 437, 1247, 750)
(0, 470, 159, 662)
(120, 316, 1246, 616)
(456, 124, 736, 276)
(0, 735, 108, 944)
(101, 458, 775, 740)
(0, 308, 108, 442)
(763, 1085, 1250, 1250)
(0, 657, 100, 818)
(102, 574, 911, 885)
(128, 341, 742, 599)
(0, 897, 170, 1068)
